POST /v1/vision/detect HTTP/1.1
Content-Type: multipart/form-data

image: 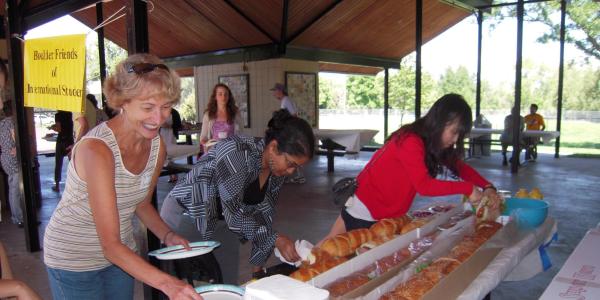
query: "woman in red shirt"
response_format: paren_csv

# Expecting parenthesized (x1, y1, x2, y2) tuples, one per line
(321, 94, 500, 239)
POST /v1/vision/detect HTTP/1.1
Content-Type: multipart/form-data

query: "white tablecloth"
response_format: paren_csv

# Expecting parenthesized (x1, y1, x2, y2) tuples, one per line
(178, 128, 202, 139)
(457, 217, 558, 300)
(313, 129, 378, 153)
(165, 144, 200, 161)
(468, 128, 504, 139)
(522, 130, 561, 144)
(468, 128, 560, 144)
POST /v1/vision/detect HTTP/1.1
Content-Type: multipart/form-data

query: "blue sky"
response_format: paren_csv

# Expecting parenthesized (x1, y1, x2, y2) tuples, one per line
(27, 14, 592, 85)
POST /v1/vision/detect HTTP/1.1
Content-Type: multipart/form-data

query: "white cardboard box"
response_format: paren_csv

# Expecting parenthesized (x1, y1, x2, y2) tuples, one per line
(539, 228, 600, 300)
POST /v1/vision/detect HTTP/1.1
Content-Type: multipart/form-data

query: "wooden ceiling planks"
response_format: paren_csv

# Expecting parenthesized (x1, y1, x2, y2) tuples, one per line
(287, 0, 338, 39)
(292, 0, 470, 59)
(71, 1, 129, 50)
(182, 0, 271, 46)
(65, 0, 469, 64)
(228, 0, 283, 42)
(148, 0, 237, 55)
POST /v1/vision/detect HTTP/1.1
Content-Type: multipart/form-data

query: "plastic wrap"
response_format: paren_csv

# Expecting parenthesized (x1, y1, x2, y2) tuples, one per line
(322, 237, 432, 298)
(362, 215, 476, 300)
(457, 217, 557, 300)
(310, 204, 463, 296)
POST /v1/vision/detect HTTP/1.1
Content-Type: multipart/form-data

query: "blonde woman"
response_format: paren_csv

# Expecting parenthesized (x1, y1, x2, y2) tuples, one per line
(43, 54, 202, 300)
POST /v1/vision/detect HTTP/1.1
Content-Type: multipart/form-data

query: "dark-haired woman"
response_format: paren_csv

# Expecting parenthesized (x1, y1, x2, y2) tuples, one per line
(199, 83, 241, 153)
(161, 109, 315, 281)
(320, 94, 501, 241)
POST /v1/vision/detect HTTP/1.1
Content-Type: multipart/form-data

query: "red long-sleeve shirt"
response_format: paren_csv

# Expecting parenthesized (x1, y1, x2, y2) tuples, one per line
(355, 133, 490, 219)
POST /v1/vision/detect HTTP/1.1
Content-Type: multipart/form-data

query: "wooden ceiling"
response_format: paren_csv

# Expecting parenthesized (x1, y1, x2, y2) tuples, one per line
(9, 0, 475, 73)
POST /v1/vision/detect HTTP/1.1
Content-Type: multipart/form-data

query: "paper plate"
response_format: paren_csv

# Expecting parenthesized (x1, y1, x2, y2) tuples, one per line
(148, 241, 220, 260)
(195, 284, 244, 300)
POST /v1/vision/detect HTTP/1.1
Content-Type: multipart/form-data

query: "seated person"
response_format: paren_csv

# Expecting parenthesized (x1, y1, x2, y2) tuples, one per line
(0, 241, 42, 300)
(500, 106, 525, 166)
(524, 103, 546, 161)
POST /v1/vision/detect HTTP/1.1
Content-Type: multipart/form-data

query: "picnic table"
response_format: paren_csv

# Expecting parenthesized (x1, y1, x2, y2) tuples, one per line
(313, 129, 378, 172)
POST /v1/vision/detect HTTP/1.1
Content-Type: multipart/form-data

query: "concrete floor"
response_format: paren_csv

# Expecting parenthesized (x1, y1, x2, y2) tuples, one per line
(1, 150, 599, 299)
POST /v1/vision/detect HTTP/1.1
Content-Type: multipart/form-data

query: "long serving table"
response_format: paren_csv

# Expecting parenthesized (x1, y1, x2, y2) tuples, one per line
(458, 217, 558, 299)
(313, 129, 379, 172)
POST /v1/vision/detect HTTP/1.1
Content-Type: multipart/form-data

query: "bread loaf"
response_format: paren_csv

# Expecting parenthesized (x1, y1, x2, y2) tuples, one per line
(313, 256, 347, 273)
(393, 215, 412, 229)
(321, 228, 373, 257)
(346, 228, 373, 249)
(370, 218, 398, 238)
(320, 234, 352, 257)
(289, 256, 348, 282)
(289, 267, 320, 282)
(324, 273, 370, 297)
(381, 221, 503, 299)
(400, 218, 428, 234)
(305, 247, 333, 266)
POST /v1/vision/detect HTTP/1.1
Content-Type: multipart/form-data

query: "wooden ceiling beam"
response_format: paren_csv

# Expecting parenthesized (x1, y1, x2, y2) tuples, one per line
(278, 0, 289, 54)
(183, 0, 242, 46)
(285, 46, 400, 69)
(163, 43, 280, 69)
(163, 44, 400, 69)
(23, 0, 99, 30)
(471, 0, 550, 10)
(223, 0, 278, 43)
(288, 0, 343, 43)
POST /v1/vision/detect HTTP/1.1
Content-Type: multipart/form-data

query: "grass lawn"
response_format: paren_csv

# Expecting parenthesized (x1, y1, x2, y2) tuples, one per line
(365, 119, 600, 156)
(483, 119, 600, 156)
(538, 120, 600, 156)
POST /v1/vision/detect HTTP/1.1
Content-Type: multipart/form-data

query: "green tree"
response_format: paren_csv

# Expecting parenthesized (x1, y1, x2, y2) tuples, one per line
(435, 66, 476, 107)
(346, 75, 381, 108)
(563, 65, 600, 110)
(319, 76, 335, 109)
(86, 37, 127, 82)
(177, 77, 197, 121)
(489, 0, 599, 60)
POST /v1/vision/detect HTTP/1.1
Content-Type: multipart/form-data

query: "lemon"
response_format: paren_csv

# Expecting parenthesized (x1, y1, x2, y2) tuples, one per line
(515, 188, 529, 198)
(529, 187, 544, 199)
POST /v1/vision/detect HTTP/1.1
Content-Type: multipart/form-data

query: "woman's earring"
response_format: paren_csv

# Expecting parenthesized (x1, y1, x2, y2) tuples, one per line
(268, 158, 275, 172)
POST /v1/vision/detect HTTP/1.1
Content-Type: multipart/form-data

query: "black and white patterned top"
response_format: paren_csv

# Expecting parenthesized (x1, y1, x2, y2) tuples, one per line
(167, 135, 285, 266)
(0, 117, 18, 175)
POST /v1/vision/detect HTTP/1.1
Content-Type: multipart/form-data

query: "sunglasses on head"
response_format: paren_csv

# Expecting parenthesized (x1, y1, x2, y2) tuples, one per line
(127, 63, 169, 74)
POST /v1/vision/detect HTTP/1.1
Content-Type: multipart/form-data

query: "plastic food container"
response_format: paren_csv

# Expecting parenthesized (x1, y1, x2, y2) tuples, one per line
(502, 197, 549, 229)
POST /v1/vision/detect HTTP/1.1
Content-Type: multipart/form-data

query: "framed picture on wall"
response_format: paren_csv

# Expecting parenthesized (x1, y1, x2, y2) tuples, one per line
(218, 74, 250, 128)
(285, 72, 317, 127)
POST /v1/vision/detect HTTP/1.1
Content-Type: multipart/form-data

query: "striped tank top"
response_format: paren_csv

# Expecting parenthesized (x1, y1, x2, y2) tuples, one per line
(44, 122, 160, 271)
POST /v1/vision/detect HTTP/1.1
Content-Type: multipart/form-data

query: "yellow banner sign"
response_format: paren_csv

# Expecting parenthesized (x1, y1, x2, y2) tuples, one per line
(24, 34, 86, 112)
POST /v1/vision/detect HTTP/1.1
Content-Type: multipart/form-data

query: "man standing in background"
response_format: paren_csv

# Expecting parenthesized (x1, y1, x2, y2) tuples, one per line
(271, 83, 297, 116)
(50, 110, 73, 192)
(270, 83, 305, 184)
(524, 103, 546, 161)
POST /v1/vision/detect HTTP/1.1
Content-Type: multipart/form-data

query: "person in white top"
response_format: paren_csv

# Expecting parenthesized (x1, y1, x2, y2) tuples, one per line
(270, 83, 297, 116)
(270, 83, 305, 184)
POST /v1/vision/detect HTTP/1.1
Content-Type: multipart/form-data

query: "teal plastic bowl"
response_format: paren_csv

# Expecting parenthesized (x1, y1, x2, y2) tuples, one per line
(502, 197, 549, 229)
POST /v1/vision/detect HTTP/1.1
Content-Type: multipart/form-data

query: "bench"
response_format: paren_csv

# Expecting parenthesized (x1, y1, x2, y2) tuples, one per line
(318, 138, 349, 173)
